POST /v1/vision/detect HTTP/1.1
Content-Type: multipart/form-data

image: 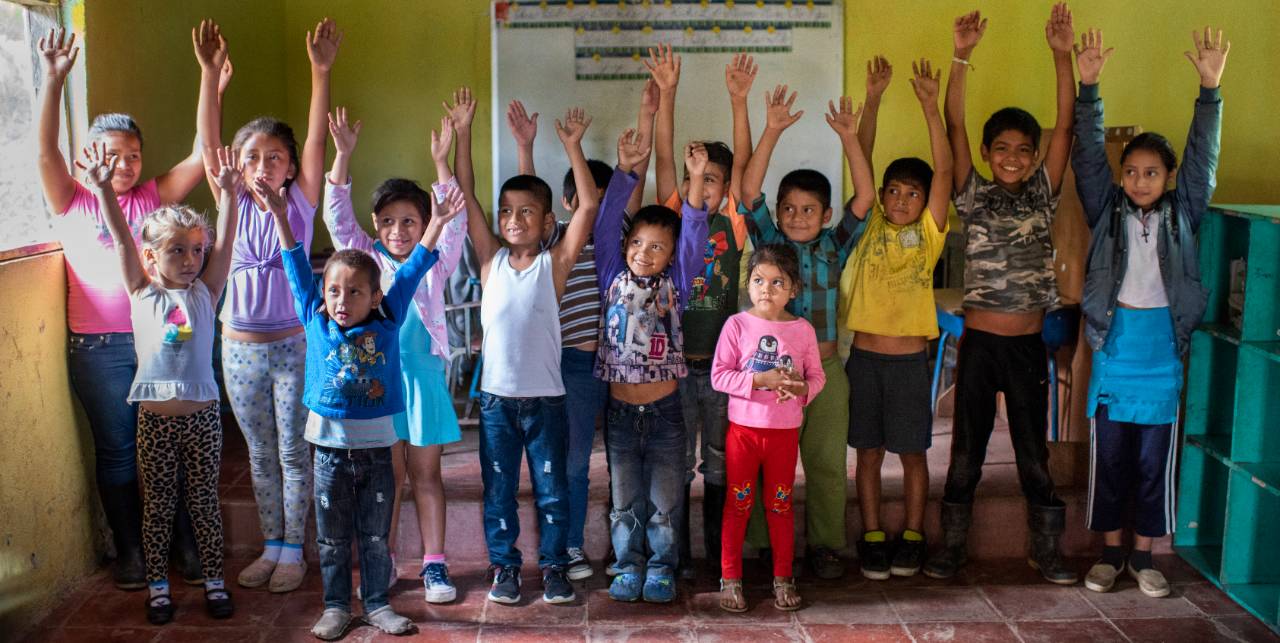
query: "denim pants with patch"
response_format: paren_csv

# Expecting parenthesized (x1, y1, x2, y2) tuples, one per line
(606, 390, 687, 578)
(478, 392, 570, 568)
(313, 445, 395, 612)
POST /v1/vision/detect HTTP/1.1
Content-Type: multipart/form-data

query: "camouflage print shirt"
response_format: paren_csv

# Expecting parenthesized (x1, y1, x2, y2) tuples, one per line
(953, 165, 1060, 312)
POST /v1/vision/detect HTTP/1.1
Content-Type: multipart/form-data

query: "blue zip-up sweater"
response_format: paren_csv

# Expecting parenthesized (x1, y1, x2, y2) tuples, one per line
(1074, 82, 1221, 356)
(282, 242, 439, 419)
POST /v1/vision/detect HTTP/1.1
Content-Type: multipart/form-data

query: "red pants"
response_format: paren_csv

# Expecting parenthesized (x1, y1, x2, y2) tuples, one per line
(721, 422, 799, 579)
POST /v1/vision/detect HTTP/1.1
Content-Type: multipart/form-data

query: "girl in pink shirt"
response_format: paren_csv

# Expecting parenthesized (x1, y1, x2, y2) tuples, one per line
(711, 244, 825, 613)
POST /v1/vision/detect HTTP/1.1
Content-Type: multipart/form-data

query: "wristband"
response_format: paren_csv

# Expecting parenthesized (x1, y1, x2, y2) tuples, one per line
(952, 57, 976, 71)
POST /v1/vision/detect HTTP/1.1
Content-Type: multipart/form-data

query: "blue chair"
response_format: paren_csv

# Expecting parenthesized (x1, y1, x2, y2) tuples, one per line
(1041, 306, 1080, 442)
(931, 305, 966, 414)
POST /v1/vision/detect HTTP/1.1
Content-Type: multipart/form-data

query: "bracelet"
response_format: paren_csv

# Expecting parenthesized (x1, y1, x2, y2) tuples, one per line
(952, 56, 975, 71)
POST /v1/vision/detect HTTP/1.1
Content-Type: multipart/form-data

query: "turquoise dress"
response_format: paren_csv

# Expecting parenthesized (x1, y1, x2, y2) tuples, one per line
(391, 274, 461, 447)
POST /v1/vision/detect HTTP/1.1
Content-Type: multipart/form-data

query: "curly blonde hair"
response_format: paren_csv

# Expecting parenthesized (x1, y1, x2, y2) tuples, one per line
(139, 205, 212, 251)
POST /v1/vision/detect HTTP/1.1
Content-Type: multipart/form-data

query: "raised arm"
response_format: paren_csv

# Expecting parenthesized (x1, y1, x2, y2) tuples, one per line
(257, 175, 297, 250)
(193, 19, 229, 201)
(79, 143, 149, 295)
(857, 55, 892, 175)
(725, 53, 758, 205)
(743, 84, 804, 204)
(676, 143, 712, 305)
(946, 11, 986, 193)
(429, 121, 468, 276)
(160, 46, 231, 205)
(1071, 28, 1117, 227)
(628, 79, 659, 215)
(505, 99, 537, 177)
(824, 96, 874, 220)
(295, 18, 342, 206)
(36, 28, 80, 215)
(327, 106, 361, 186)
(459, 112, 502, 278)
(910, 59, 953, 228)
(322, 106, 374, 253)
(550, 108, 599, 293)
(1176, 27, 1229, 233)
(1043, 2, 1077, 193)
(444, 87, 478, 194)
(644, 43, 681, 202)
(420, 184, 465, 252)
(594, 131, 645, 292)
(201, 146, 242, 299)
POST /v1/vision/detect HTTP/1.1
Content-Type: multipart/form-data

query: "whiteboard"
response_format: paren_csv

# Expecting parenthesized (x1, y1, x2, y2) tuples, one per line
(491, 0, 845, 218)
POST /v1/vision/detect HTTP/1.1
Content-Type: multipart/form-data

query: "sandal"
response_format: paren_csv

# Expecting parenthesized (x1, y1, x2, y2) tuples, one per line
(718, 578, 748, 613)
(145, 593, 175, 625)
(772, 577, 801, 611)
(205, 587, 235, 619)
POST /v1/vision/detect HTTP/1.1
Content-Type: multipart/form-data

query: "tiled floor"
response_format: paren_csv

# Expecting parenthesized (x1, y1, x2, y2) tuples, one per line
(23, 554, 1280, 642)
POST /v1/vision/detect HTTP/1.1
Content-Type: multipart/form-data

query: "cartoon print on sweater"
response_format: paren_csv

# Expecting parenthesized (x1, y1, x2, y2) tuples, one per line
(322, 331, 387, 408)
(689, 230, 731, 310)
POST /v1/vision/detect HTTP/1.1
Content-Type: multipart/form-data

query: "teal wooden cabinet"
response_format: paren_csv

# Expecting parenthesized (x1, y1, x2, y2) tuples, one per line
(1175, 204, 1280, 633)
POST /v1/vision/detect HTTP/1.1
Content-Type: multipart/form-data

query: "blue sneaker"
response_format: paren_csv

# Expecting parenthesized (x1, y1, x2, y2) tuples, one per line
(421, 562, 457, 603)
(642, 574, 676, 603)
(608, 572, 642, 602)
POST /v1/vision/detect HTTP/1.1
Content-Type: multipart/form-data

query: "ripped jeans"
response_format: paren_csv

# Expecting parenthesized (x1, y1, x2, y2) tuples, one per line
(478, 393, 570, 569)
(606, 391, 687, 578)
(313, 445, 395, 612)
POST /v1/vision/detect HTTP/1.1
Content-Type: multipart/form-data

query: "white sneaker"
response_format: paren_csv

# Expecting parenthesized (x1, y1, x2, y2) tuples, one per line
(566, 547, 594, 580)
(1084, 561, 1119, 593)
(1128, 563, 1170, 598)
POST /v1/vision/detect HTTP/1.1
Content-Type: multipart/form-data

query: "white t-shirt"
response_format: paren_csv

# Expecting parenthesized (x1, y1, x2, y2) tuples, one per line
(1117, 212, 1169, 308)
(128, 280, 219, 403)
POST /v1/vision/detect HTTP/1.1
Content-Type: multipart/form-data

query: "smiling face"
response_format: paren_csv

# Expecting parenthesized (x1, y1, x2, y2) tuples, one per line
(1121, 149, 1172, 210)
(372, 200, 427, 260)
(497, 189, 553, 249)
(777, 189, 832, 243)
(144, 228, 206, 289)
(98, 131, 143, 194)
(880, 179, 928, 226)
(981, 129, 1038, 190)
(747, 261, 797, 319)
(240, 132, 296, 194)
(625, 222, 676, 278)
(323, 262, 383, 328)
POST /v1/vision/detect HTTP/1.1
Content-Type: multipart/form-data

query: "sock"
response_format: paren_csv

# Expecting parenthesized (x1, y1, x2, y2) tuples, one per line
(149, 581, 171, 605)
(278, 542, 304, 565)
(424, 554, 447, 565)
(901, 529, 924, 542)
(1101, 545, 1125, 569)
(1129, 549, 1153, 571)
(261, 539, 284, 562)
(863, 530, 886, 543)
(205, 578, 228, 599)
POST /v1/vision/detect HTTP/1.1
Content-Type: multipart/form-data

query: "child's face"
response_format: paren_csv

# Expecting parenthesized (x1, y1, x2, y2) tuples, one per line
(748, 262, 796, 318)
(323, 263, 383, 328)
(498, 189, 553, 248)
(880, 179, 928, 226)
(372, 200, 427, 260)
(625, 222, 676, 278)
(144, 228, 206, 289)
(681, 163, 729, 212)
(980, 129, 1038, 189)
(1121, 149, 1172, 210)
(777, 189, 832, 243)
(240, 133, 296, 193)
(99, 132, 143, 194)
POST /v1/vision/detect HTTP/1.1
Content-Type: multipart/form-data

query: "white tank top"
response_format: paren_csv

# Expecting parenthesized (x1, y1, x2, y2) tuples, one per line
(480, 248, 565, 397)
(128, 280, 219, 403)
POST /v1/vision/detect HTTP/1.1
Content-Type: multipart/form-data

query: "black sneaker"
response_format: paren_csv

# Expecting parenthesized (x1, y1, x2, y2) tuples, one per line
(856, 539, 891, 580)
(542, 566, 576, 604)
(808, 546, 846, 580)
(487, 564, 521, 604)
(890, 535, 926, 577)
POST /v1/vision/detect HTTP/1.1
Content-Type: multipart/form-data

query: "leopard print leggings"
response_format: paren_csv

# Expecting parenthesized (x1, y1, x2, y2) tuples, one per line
(138, 403, 224, 584)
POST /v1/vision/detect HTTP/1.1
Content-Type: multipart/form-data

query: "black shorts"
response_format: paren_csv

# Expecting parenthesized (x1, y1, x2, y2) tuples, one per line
(846, 348, 933, 454)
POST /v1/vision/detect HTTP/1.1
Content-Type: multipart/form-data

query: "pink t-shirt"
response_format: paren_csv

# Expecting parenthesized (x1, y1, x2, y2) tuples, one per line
(56, 180, 161, 334)
(221, 182, 316, 332)
(711, 312, 826, 429)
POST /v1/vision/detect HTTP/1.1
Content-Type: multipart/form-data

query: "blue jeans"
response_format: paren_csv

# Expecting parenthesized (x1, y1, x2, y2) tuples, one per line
(679, 363, 728, 487)
(67, 333, 139, 488)
(313, 446, 395, 612)
(478, 393, 570, 568)
(562, 347, 607, 549)
(606, 390, 687, 578)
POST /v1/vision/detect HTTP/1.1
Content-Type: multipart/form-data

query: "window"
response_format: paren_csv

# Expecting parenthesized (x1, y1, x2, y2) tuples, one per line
(0, 2, 57, 253)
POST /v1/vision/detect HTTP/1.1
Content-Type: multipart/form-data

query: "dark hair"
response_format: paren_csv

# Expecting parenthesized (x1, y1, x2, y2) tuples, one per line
(232, 117, 301, 186)
(981, 107, 1041, 150)
(500, 174, 554, 213)
(1121, 132, 1178, 173)
(882, 157, 934, 198)
(625, 204, 681, 246)
(747, 243, 801, 288)
(371, 178, 431, 222)
(324, 248, 382, 293)
(90, 113, 144, 149)
(777, 169, 831, 210)
(563, 159, 614, 205)
(683, 140, 733, 180)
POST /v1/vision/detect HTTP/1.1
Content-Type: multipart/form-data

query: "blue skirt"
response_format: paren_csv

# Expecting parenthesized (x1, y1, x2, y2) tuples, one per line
(393, 352, 462, 447)
(1087, 307, 1182, 425)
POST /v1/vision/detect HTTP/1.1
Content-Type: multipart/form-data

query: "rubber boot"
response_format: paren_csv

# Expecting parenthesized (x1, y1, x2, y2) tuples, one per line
(1027, 504, 1078, 585)
(678, 482, 695, 580)
(922, 501, 971, 579)
(172, 499, 205, 585)
(100, 482, 146, 590)
(702, 483, 725, 576)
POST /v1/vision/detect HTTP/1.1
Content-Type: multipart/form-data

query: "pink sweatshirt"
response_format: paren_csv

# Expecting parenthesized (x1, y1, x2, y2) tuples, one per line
(711, 311, 826, 429)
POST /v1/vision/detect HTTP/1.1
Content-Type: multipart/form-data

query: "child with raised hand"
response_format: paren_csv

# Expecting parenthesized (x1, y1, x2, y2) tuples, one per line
(646, 43, 753, 576)
(271, 146, 463, 639)
(1073, 28, 1227, 599)
(595, 139, 707, 603)
(322, 107, 468, 603)
(195, 17, 340, 594)
(712, 243, 825, 613)
(36, 25, 228, 590)
(463, 107, 600, 607)
(926, 4, 1077, 584)
(82, 141, 240, 625)
(838, 60, 953, 581)
(738, 79, 876, 580)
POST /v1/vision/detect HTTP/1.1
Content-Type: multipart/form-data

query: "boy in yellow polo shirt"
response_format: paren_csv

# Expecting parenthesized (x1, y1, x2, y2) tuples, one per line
(839, 59, 953, 581)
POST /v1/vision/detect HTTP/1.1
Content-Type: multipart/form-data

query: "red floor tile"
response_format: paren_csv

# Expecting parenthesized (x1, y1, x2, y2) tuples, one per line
(795, 588, 898, 625)
(882, 587, 998, 622)
(587, 625, 696, 642)
(584, 588, 690, 624)
(981, 585, 1099, 621)
(690, 624, 806, 642)
(1078, 585, 1202, 619)
(1014, 620, 1127, 643)
(480, 594, 587, 627)
(1112, 616, 1245, 642)
(1213, 615, 1280, 642)
(32, 626, 160, 643)
(369, 623, 480, 642)
(907, 621, 1019, 642)
(269, 591, 326, 627)
(1178, 582, 1248, 616)
(150, 626, 261, 642)
(479, 625, 589, 641)
(802, 623, 912, 642)
(686, 587, 797, 625)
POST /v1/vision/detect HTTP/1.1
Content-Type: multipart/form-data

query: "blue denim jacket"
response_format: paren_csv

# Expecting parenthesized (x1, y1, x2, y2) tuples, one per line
(1074, 83, 1221, 356)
